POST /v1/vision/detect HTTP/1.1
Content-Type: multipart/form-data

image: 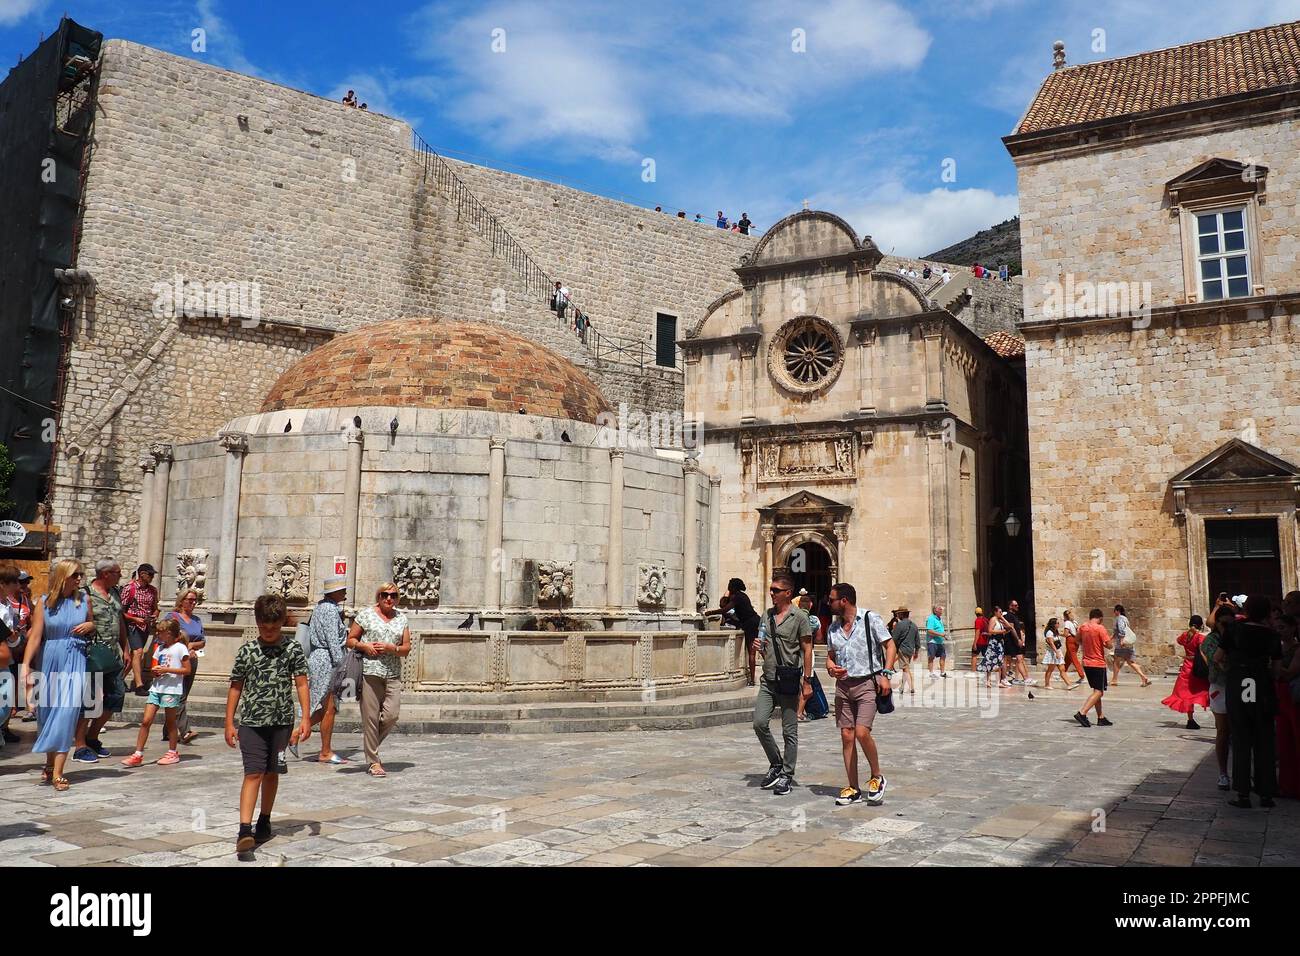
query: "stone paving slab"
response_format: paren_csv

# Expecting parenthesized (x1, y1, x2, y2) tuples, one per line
(2, 677, 1299, 866)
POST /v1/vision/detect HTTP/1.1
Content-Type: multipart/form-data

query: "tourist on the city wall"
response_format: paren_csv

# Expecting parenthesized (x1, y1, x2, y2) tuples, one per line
(710, 578, 760, 686)
(1040, 617, 1076, 689)
(890, 607, 919, 695)
(121, 617, 190, 768)
(971, 606, 988, 674)
(694, 213, 705, 223)
(981, 605, 1008, 688)
(1272, 612, 1300, 798)
(925, 605, 947, 679)
(715, 211, 728, 229)
(226, 594, 311, 853)
(121, 564, 159, 694)
(1073, 608, 1114, 728)
(1162, 615, 1210, 731)
(1060, 608, 1085, 684)
(1215, 595, 1282, 808)
(22, 560, 96, 791)
(163, 588, 205, 745)
(347, 582, 411, 778)
(75, 559, 130, 763)
(9, 570, 35, 722)
(1004, 599, 1031, 685)
(551, 281, 570, 320)
(737, 213, 752, 235)
(1110, 604, 1153, 687)
(826, 582, 895, 806)
(752, 571, 813, 796)
(290, 576, 350, 764)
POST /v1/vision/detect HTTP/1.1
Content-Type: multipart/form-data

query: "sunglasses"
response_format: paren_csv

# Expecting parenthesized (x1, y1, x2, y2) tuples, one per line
(769, 586, 790, 594)
(379, 592, 399, 600)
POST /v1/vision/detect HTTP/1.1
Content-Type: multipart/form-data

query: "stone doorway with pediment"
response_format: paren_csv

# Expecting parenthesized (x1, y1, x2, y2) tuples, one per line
(1171, 438, 1300, 610)
(756, 489, 851, 610)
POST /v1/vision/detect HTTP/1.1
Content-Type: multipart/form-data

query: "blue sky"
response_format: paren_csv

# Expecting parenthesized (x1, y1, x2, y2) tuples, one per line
(3, 0, 1299, 255)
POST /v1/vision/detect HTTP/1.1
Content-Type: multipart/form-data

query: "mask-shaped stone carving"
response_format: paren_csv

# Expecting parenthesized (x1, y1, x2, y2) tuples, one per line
(638, 563, 667, 607)
(537, 560, 574, 603)
(176, 548, 209, 602)
(393, 554, 441, 604)
(265, 552, 310, 602)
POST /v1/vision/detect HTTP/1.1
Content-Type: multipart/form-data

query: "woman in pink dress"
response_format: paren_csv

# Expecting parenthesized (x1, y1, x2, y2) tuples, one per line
(1161, 614, 1210, 729)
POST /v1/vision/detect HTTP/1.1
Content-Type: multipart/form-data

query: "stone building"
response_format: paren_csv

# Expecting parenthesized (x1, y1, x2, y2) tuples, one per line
(1005, 22, 1300, 656)
(146, 318, 743, 712)
(684, 211, 1032, 645)
(0, 29, 754, 562)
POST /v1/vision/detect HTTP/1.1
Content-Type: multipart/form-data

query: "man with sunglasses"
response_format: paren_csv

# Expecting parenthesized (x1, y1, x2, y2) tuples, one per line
(752, 572, 813, 796)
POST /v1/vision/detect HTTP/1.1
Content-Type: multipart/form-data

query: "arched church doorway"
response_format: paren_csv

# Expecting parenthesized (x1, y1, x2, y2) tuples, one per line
(788, 540, 832, 610)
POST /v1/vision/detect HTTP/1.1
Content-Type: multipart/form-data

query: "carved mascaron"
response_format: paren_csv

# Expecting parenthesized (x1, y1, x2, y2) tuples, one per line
(265, 551, 310, 602)
(638, 563, 668, 607)
(393, 554, 441, 605)
(537, 560, 575, 603)
(175, 548, 209, 602)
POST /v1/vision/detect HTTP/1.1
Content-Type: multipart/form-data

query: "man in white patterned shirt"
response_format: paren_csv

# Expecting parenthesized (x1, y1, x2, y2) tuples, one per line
(826, 582, 896, 806)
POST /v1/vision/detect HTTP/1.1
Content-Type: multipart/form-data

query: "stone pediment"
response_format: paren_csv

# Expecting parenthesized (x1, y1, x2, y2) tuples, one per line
(1165, 158, 1267, 206)
(1170, 438, 1299, 485)
(758, 490, 852, 518)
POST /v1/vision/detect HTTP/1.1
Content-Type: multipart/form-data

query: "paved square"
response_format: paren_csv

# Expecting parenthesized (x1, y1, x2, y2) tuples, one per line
(2, 677, 1298, 867)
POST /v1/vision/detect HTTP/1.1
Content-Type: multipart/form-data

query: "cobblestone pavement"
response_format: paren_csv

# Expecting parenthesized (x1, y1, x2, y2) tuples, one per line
(2, 676, 1298, 867)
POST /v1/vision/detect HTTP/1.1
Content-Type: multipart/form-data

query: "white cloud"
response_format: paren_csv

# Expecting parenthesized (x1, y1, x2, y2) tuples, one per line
(194, 0, 271, 81)
(0, 0, 45, 26)
(407, 0, 933, 159)
(832, 186, 1019, 257)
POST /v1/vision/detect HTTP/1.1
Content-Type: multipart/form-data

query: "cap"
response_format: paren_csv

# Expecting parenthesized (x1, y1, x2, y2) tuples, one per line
(17, 570, 32, 582)
(321, 575, 348, 597)
(895, 605, 909, 614)
(797, 588, 809, 596)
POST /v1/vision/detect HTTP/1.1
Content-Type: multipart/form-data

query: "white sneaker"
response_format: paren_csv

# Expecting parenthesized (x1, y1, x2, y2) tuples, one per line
(1217, 774, 1231, 791)
(1023, 679, 1036, 686)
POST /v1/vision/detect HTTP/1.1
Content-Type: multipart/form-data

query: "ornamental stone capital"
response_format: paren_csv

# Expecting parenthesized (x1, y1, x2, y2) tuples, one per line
(149, 442, 174, 463)
(219, 431, 249, 455)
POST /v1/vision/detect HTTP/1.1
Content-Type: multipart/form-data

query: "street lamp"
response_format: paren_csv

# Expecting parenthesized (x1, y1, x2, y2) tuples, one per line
(1004, 512, 1022, 538)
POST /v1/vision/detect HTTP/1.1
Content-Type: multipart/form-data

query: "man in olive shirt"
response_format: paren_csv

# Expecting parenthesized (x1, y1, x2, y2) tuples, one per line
(752, 571, 813, 795)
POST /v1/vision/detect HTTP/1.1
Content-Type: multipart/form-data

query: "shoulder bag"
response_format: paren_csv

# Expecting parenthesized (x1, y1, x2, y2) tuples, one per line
(767, 609, 803, 696)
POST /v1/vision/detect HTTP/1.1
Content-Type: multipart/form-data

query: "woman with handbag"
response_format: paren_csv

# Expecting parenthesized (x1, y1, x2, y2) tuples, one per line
(1161, 615, 1211, 729)
(22, 560, 96, 791)
(1110, 604, 1152, 687)
(347, 582, 411, 777)
(979, 606, 1009, 688)
(290, 576, 351, 764)
(1061, 609, 1086, 683)
(1040, 617, 1077, 689)
(75, 559, 131, 762)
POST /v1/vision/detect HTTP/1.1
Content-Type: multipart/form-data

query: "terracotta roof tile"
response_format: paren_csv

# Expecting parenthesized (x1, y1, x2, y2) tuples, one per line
(1015, 21, 1300, 134)
(984, 330, 1026, 359)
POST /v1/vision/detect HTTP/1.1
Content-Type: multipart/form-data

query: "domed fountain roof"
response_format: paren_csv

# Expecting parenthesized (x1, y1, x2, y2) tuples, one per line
(261, 319, 611, 423)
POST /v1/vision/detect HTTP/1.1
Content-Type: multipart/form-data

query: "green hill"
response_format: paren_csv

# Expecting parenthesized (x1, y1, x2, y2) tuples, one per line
(925, 217, 1021, 275)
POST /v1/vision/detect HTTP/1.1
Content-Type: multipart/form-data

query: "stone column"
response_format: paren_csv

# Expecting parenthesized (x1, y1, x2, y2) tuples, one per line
(146, 443, 173, 574)
(708, 474, 722, 606)
(681, 458, 700, 613)
(761, 524, 775, 611)
(342, 424, 364, 600)
(854, 324, 877, 415)
(921, 318, 948, 413)
(136, 453, 156, 569)
(606, 449, 625, 609)
(483, 435, 506, 610)
(216, 432, 249, 604)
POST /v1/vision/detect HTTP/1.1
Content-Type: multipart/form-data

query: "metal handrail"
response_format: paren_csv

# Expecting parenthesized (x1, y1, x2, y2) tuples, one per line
(412, 132, 681, 372)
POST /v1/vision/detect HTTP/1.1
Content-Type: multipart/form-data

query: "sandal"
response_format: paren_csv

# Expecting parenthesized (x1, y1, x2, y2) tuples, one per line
(367, 764, 387, 777)
(53, 777, 71, 792)
(39, 768, 52, 786)
(1140, 680, 1152, 687)
(181, 731, 199, 745)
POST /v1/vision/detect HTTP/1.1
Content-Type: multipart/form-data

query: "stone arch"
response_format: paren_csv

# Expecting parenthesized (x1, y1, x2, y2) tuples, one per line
(869, 270, 932, 314)
(778, 528, 840, 575)
(688, 287, 744, 339)
(744, 209, 862, 266)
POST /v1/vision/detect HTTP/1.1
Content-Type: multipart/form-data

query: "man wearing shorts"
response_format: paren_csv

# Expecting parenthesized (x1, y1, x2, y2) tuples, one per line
(226, 594, 311, 853)
(925, 605, 948, 679)
(1074, 608, 1113, 727)
(891, 608, 919, 695)
(826, 582, 896, 806)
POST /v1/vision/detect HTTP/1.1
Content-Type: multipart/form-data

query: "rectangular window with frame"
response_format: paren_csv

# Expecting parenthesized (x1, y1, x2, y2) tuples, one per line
(1195, 206, 1250, 301)
(655, 312, 677, 368)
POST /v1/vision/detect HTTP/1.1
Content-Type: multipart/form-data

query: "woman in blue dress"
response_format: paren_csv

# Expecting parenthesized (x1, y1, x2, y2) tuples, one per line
(22, 560, 96, 791)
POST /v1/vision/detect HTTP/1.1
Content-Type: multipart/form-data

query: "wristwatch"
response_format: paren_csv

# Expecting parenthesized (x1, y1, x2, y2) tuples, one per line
(881, 669, 895, 678)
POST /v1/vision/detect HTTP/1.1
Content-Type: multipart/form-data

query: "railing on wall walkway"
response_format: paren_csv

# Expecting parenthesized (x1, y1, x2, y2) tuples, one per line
(412, 131, 683, 373)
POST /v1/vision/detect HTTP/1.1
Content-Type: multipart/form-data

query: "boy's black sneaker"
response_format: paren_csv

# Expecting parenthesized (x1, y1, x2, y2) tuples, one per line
(236, 824, 256, 853)
(772, 774, 792, 796)
(1073, 712, 1091, 727)
(254, 815, 274, 844)
(1096, 717, 1114, 727)
(760, 765, 783, 789)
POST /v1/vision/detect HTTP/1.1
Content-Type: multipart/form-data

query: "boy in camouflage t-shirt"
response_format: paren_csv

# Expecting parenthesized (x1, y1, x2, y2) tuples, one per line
(225, 594, 311, 854)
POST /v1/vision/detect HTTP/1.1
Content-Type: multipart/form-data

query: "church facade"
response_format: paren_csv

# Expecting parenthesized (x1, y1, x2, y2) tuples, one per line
(683, 211, 1031, 644)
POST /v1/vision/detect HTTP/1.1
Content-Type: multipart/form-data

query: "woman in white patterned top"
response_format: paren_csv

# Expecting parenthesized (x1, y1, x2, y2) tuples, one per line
(345, 582, 411, 777)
